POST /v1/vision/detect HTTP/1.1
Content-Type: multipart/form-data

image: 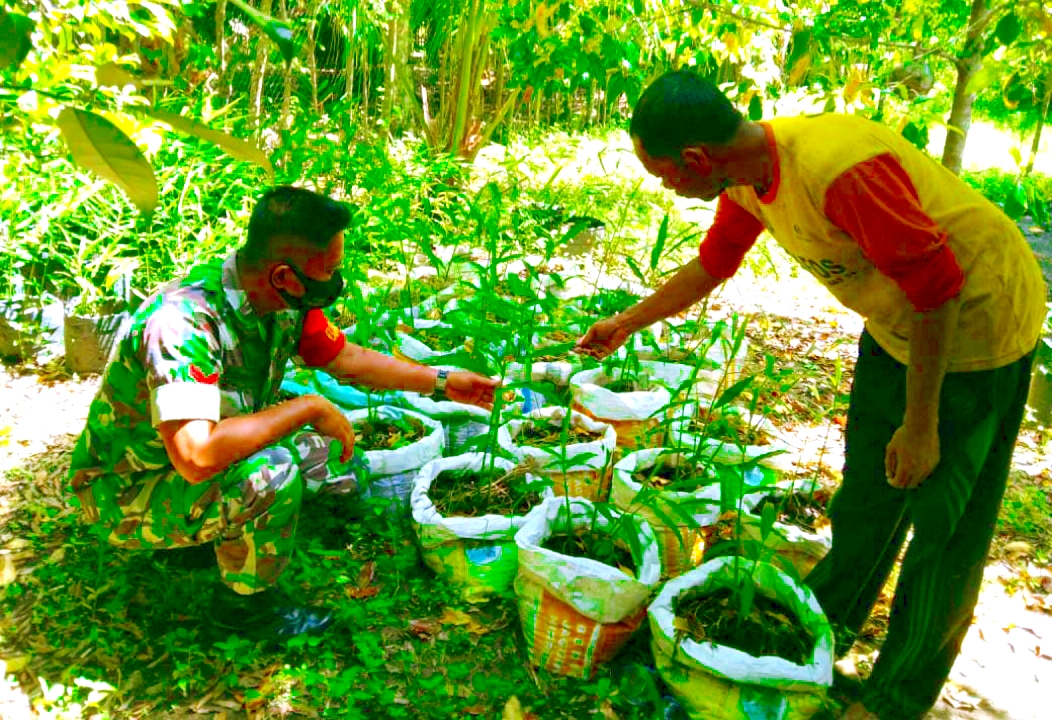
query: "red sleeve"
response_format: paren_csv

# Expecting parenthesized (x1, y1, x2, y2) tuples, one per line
(298, 308, 346, 367)
(698, 194, 765, 279)
(825, 153, 965, 312)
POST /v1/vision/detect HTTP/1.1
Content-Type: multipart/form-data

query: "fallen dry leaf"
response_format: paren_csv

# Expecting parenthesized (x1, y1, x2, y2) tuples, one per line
(439, 607, 490, 635)
(0, 655, 29, 673)
(1005, 541, 1034, 563)
(941, 684, 980, 711)
(503, 696, 524, 720)
(464, 704, 489, 715)
(345, 561, 381, 599)
(440, 608, 472, 626)
(0, 555, 16, 586)
(408, 619, 440, 639)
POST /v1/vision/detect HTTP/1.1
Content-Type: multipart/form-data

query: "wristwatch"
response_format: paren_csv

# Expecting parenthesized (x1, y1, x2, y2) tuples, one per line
(434, 368, 450, 395)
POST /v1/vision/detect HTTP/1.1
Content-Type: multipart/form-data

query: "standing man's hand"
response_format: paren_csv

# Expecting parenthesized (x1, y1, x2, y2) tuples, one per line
(885, 421, 940, 489)
(445, 372, 500, 410)
(576, 317, 633, 359)
(311, 397, 356, 463)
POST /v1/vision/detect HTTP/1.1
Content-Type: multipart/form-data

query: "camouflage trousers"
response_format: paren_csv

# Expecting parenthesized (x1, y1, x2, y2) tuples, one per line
(79, 431, 360, 595)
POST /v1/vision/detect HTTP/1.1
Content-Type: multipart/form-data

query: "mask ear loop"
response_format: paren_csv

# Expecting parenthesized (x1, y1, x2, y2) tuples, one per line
(270, 263, 306, 306)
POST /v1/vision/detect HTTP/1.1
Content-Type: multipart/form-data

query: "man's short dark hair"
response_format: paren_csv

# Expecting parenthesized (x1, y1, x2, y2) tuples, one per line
(241, 186, 353, 265)
(630, 70, 743, 160)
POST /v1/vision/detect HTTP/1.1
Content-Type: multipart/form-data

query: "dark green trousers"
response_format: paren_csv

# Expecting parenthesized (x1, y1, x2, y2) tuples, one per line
(806, 330, 1035, 719)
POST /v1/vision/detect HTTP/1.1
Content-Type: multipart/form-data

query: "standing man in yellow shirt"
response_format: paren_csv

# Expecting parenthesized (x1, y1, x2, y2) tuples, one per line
(577, 70, 1045, 720)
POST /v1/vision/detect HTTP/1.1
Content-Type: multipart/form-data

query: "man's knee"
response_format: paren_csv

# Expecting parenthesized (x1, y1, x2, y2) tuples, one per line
(223, 445, 304, 521)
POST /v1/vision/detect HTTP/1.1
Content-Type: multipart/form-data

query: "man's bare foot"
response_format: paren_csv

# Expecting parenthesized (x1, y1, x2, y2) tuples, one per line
(842, 701, 880, 720)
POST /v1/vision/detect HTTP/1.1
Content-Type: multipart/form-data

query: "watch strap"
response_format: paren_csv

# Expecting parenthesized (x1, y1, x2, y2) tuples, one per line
(434, 368, 450, 394)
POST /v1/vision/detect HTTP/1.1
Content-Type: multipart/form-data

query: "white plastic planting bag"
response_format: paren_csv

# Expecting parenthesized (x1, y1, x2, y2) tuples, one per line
(570, 364, 675, 449)
(516, 498, 661, 622)
(400, 391, 493, 455)
(514, 498, 661, 678)
(649, 557, 834, 720)
(611, 449, 723, 578)
(504, 359, 579, 387)
(345, 406, 445, 513)
(498, 407, 616, 500)
(392, 319, 463, 363)
(411, 453, 553, 602)
(667, 402, 792, 473)
(728, 478, 832, 579)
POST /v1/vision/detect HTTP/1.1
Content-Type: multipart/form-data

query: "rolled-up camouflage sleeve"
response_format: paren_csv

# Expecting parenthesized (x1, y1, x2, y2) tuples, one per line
(142, 299, 224, 427)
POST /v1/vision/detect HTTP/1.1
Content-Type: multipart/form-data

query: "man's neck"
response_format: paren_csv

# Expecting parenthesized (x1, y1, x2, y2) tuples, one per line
(235, 252, 282, 317)
(737, 123, 776, 196)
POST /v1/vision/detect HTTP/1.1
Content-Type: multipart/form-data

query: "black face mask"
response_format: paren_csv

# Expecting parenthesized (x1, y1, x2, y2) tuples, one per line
(274, 262, 345, 310)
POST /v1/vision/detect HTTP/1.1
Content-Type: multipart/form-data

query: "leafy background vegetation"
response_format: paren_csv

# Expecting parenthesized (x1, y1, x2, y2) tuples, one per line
(2, 0, 1052, 718)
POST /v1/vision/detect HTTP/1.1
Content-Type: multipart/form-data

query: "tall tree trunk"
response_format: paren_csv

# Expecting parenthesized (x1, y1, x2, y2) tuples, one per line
(382, 0, 410, 132)
(215, 0, 229, 99)
(249, 0, 275, 124)
(344, 8, 357, 101)
(942, 0, 990, 174)
(279, 0, 293, 130)
(306, 0, 320, 113)
(1025, 87, 1052, 177)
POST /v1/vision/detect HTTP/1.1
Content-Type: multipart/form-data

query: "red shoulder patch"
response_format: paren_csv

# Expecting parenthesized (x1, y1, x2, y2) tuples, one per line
(189, 364, 219, 385)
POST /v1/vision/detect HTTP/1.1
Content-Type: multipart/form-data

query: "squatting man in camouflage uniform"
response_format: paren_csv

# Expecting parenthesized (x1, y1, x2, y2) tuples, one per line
(68, 186, 499, 639)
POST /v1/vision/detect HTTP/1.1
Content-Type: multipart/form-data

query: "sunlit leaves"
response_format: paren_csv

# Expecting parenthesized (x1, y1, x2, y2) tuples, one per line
(0, 10, 35, 72)
(142, 108, 274, 179)
(94, 63, 141, 90)
(56, 108, 158, 214)
(965, 62, 1003, 95)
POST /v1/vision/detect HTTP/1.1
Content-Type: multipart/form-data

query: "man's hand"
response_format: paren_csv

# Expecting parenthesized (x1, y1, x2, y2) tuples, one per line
(576, 317, 633, 359)
(311, 398, 356, 463)
(445, 372, 499, 410)
(885, 422, 940, 489)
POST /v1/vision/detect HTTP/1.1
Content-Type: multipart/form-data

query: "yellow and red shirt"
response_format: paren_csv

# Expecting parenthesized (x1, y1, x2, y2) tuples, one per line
(701, 114, 1046, 372)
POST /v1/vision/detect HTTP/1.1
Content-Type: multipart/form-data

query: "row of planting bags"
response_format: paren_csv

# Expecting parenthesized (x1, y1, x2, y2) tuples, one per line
(283, 361, 834, 719)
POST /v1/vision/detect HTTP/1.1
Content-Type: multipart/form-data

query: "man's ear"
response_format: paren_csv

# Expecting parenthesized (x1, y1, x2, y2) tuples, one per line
(680, 146, 713, 175)
(270, 264, 304, 294)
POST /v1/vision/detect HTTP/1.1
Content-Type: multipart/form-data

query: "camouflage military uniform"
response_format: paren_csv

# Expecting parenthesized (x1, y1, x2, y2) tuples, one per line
(69, 253, 359, 594)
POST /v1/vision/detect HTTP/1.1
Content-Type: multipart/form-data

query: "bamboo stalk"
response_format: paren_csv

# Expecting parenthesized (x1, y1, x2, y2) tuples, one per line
(249, 0, 275, 124)
(451, 0, 482, 156)
(344, 6, 357, 101)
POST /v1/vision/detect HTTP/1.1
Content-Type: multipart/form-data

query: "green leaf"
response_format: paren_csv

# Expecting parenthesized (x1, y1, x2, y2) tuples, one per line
(748, 94, 763, 121)
(0, 11, 35, 72)
(995, 13, 1023, 46)
(227, 0, 297, 64)
(650, 213, 669, 271)
(759, 502, 777, 542)
(141, 108, 275, 179)
(56, 108, 158, 215)
(965, 63, 1001, 96)
(713, 374, 755, 410)
(95, 63, 140, 89)
(625, 256, 646, 283)
(1032, 198, 1051, 230)
(1005, 182, 1027, 220)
